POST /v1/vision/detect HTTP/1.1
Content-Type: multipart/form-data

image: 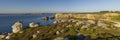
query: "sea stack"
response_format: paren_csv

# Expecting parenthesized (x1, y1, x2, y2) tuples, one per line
(29, 22, 39, 28)
(12, 21, 23, 33)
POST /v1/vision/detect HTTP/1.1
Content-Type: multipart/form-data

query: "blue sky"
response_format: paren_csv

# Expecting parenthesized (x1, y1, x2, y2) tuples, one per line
(0, 0, 120, 13)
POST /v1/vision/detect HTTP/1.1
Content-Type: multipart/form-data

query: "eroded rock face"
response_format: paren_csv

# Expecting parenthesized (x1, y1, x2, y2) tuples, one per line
(29, 22, 39, 28)
(12, 21, 23, 33)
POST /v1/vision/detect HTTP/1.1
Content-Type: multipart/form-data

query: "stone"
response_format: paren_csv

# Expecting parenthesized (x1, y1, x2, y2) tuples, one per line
(29, 22, 39, 28)
(66, 25, 72, 27)
(7, 33, 12, 36)
(87, 20, 95, 24)
(37, 31, 40, 33)
(32, 34, 37, 38)
(56, 31, 60, 35)
(75, 21, 83, 26)
(54, 37, 64, 40)
(12, 21, 23, 33)
(53, 21, 58, 24)
(60, 30, 64, 33)
(81, 25, 89, 29)
(41, 16, 48, 20)
(0, 35, 5, 39)
(97, 21, 107, 28)
(61, 20, 66, 22)
(5, 36, 10, 39)
(113, 22, 120, 27)
(19, 31, 23, 33)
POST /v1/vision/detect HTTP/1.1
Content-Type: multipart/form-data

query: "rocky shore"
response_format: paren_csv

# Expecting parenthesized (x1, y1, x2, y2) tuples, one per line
(1, 13, 120, 40)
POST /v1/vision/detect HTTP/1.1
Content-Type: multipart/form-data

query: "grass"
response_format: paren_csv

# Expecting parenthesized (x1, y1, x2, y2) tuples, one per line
(111, 16, 120, 22)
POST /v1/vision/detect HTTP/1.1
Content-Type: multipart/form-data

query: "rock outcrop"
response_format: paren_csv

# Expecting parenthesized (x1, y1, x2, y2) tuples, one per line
(12, 21, 23, 33)
(29, 22, 39, 28)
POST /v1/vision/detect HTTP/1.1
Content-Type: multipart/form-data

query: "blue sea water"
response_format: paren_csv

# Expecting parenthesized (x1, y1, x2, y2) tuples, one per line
(0, 13, 55, 33)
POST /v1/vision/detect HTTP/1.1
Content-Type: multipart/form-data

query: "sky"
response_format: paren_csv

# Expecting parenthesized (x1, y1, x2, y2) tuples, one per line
(0, 0, 120, 13)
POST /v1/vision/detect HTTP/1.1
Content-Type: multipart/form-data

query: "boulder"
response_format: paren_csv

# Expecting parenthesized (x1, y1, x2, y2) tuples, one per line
(29, 22, 39, 28)
(12, 21, 23, 33)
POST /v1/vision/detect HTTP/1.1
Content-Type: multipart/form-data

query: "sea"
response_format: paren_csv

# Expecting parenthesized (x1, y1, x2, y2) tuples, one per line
(0, 13, 55, 33)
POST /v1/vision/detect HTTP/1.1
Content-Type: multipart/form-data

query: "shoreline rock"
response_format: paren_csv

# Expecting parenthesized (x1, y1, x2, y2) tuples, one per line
(29, 22, 39, 28)
(12, 21, 23, 33)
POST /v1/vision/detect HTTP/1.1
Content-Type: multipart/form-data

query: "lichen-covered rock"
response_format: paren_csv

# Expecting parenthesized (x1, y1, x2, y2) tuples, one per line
(12, 21, 23, 33)
(29, 22, 39, 28)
